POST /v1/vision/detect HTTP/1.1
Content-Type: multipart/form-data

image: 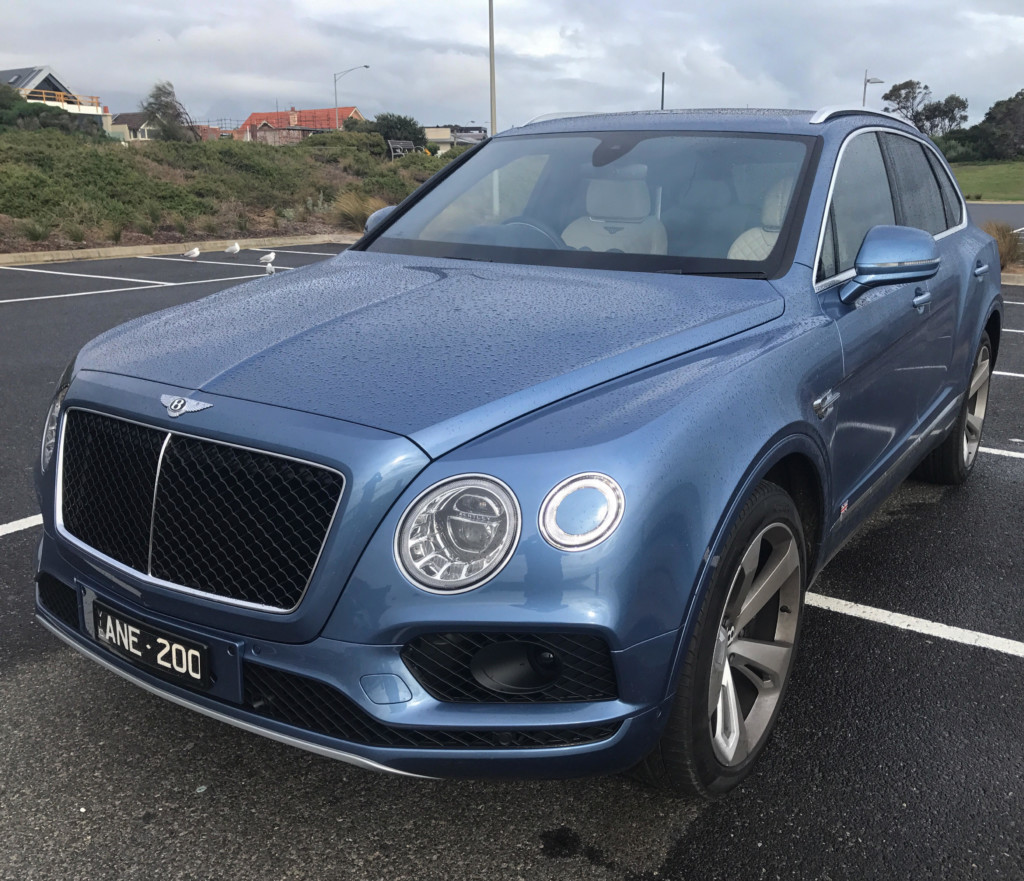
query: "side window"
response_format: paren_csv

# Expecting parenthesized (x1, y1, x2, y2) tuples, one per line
(827, 133, 895, 276)
(924, 148, 963, 229)
(879, 134, 946, 235)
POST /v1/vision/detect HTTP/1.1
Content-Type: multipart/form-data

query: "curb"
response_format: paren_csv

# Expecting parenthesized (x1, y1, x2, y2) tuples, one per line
(1004, 273, 1024, 286)
(0, 233, 361, 267)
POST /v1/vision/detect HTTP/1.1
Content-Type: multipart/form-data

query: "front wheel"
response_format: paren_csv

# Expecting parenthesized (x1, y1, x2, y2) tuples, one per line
(634, 481, 806, 798)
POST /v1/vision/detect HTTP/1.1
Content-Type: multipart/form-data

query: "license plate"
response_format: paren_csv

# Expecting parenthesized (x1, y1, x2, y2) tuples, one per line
(93, 602, 211, 689)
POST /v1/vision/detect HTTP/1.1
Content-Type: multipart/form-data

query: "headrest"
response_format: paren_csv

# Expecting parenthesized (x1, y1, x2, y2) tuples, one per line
(761, 177, 795, 232)
(587, 179, 651, 221)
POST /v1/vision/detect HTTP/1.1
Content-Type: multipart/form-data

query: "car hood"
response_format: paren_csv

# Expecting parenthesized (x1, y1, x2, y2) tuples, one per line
(76, 251, 784, 457)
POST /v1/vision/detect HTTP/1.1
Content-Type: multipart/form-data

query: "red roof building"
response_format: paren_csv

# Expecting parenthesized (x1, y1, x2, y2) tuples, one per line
(240, 105, 364, 134)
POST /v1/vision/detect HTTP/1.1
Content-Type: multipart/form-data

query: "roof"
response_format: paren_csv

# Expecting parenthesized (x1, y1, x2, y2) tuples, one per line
(111, 112, 150, 128)
(506, 108, 918, 138)
(241, 106, 360, 130)
(0, 65, 73, 94)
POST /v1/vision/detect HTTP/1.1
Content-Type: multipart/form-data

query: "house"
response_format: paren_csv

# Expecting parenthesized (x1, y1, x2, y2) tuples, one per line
(424, 124, 488, 153)
(0, 65, 111, 130)
(108, 111, 157, 142)
(238, 105, 365, 142)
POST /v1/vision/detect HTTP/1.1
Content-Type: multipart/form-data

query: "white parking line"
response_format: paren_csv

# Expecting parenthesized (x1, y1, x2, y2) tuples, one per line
(0, 274, 266, 305)
(0, 514, 42, 538)
(806, 593, 1024, 659)
(981, 446, 1024, 459)
(994, 371, 1024, 378)
(1006, 301, 1024, 306)
(1006, 329, 1024, 334)
(138, 256, 292, 269)
(0, 265, 170, 286)
(250, 247, 341, 256)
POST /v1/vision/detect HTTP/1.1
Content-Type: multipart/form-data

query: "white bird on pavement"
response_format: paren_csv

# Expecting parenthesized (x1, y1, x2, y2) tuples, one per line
(183, 247, 200, 259)
(258, 252, 275, 264)
(265, 263, 276, 275)
(225, 242, 240, 257)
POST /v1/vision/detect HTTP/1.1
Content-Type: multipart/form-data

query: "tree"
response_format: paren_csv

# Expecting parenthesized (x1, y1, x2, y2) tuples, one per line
(919, 94, 968, 137)
(882, 80, 932, 126)
(344, 112, 426, 148)
(981, 89, 1024, 159)
(140, 81, 200, 142)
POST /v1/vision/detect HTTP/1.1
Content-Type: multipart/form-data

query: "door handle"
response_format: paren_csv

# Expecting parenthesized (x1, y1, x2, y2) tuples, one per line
(912, 288, 932, 310)
(974, 263, 990, 278)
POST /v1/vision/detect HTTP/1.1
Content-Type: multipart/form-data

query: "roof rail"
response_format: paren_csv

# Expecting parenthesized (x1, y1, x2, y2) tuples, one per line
(523, 111, 605, 125)
(809, 105, 918, 130)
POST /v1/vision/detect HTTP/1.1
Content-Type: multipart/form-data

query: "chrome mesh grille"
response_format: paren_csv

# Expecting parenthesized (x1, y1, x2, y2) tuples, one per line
(59, 409, 344, 611)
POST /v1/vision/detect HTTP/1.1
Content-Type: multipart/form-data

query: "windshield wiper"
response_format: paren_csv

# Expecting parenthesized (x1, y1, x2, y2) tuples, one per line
(657, 269, 768, 279)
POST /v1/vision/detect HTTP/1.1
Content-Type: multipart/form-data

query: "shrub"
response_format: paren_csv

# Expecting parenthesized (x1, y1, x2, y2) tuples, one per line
(62, 220, 85, 242)
(333, 191, 389, 231)
(982, 221, 1023, 268)
(17, 218, 51, 241)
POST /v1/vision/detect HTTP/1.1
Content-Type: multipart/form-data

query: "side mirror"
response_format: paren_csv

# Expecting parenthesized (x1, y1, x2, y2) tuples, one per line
(364, 205, 396, 235)
(839, 225, 941, 304)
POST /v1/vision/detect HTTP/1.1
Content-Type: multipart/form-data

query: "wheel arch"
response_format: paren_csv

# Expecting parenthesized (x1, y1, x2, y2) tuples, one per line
(660, 428, 829, 702)
(985, 308, 1001, 368)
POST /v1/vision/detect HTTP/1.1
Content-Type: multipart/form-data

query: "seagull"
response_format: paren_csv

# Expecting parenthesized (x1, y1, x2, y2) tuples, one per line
(225, 242, 240, 257)
(183, 247, 200, 259)
(258, 252, 275, 265)
(265, 263, 275, 275)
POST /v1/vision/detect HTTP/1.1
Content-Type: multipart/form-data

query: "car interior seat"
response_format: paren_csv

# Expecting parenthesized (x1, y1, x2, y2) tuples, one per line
(561, 179, 668, 255)
(726, 177, 796, 261)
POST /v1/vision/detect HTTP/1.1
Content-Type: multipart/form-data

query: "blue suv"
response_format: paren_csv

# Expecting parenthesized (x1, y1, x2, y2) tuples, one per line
(35, 107, 1002, 797)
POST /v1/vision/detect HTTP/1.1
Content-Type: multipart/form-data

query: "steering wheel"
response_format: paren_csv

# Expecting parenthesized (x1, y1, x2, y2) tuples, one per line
(500, 216, 568, 250)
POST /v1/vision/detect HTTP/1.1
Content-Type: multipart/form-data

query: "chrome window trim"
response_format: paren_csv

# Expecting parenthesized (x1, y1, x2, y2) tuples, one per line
(54, 406, 346, 615)
(812, 127, 968, 294)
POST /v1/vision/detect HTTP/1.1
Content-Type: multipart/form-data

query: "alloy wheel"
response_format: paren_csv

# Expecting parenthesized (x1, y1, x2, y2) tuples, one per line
(962, 344, 991, 469)
(708, 522, 801, 766)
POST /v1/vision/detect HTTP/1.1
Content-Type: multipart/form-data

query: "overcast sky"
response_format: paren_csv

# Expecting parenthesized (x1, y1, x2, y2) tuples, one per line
(3, 0, 1022, 130)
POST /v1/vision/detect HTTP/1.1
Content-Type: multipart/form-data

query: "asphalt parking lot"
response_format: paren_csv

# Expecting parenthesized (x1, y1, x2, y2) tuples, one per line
(1, 244, 1022, 880)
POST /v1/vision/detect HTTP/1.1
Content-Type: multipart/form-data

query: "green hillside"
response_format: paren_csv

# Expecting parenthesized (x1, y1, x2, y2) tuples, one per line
(0, 128, 465, 252)
(951, 161, 1024, 202)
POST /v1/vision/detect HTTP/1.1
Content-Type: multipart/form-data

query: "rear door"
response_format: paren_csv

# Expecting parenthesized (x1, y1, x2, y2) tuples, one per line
(877, 132, 962, 421)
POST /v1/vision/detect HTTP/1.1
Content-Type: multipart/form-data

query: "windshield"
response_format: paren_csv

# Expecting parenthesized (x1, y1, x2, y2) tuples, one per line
(366, 130, 815, 276)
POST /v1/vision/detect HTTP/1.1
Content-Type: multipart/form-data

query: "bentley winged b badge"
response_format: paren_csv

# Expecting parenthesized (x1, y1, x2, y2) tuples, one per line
(160, 394, 213, 418)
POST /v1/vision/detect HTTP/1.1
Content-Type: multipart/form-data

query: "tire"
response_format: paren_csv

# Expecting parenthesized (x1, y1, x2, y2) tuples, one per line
(634, 481, 806, 799)
(916, 331, 992, 486)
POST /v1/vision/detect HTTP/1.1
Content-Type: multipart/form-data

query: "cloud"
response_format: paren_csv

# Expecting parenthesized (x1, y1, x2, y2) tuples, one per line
(1, 0, 1021, 127)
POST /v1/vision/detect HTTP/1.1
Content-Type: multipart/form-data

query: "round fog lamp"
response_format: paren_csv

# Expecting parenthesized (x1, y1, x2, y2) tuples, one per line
(540, 473, 624, 551)
(396, 475, 521, 593)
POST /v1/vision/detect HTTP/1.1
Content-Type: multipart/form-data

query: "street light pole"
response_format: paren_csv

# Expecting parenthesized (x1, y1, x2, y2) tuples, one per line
(488, 0, 497, 136)
(862, 70, 884, 107)
(333, 65, 369, 130)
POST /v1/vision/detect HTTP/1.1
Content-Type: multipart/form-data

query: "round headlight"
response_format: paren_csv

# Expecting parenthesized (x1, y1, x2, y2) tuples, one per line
(40, 384, 69, 473)
(396, 475, 521, 593)
(539, 473, 624, 551)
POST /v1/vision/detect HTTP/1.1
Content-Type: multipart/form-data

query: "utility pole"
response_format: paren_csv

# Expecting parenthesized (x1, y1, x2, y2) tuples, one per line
(661, 72, 665, 110)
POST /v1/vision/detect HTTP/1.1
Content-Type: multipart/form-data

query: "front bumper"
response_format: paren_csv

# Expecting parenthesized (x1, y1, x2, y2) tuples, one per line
(36, 530, 677, 779)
